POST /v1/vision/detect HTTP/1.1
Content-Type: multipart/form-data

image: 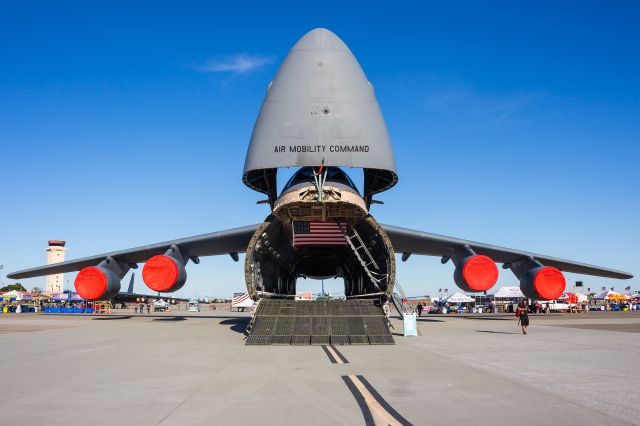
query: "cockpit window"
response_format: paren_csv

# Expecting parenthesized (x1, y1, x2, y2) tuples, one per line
(281, 167, 359, 194)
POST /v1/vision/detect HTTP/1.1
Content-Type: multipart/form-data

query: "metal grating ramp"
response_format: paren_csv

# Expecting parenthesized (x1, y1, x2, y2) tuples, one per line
(272, 335, 292, 345)
(246, 299, 394, 346)
(291, 335, 311, 345)
(330, 335, 349, 345)
(310, 335, 330, 345)
(245, 335, 272, 345)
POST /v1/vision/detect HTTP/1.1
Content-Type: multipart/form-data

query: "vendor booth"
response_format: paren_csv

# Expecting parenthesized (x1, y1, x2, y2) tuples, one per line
(43, 292, 93, 313)
(446, 292, 474, 313)
(593, 290, 630, 310)
(558, 292, 588, 304)
(2, 290, 37, 312)
(594, 290, 627, 301)
(153, 299, 170, 312)
(493, 287, 525, 313)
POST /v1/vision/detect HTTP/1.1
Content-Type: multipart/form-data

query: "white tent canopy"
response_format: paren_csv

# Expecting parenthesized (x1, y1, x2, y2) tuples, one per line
(593, 290, 622, 300)
(559, 292, 588, 303)
(2, 290, 33, 300)
(494, 287, 524, 298)
(153, 299, 170, 307)
(446, 292, 474, 303)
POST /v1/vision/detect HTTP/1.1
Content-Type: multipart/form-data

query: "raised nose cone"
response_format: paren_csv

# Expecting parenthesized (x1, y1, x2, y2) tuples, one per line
(243, 28, 397, 199)
(291, 28, 349, 51)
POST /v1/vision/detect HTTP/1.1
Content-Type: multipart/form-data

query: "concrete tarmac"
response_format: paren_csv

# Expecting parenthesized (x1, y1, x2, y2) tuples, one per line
(0, 310, 638, 425)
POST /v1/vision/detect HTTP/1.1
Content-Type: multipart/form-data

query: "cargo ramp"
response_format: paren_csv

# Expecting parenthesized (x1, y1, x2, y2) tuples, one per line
(245, 299, 394, 346)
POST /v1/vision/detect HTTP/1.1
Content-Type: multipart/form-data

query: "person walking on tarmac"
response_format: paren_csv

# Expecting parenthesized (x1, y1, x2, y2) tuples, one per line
(417, 303, 424, 317)
(516, 300, 529, 335)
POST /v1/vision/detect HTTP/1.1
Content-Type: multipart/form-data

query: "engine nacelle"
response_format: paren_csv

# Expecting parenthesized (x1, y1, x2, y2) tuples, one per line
(75, 257, 129, 301)
(519, 266, 565, 301)
(450, 246, 499, 292)
(454, 255, 499, 292)
(142, 246, 187, 292)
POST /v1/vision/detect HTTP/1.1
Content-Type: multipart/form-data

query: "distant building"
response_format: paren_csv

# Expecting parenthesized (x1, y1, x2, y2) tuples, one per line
(46, 240, 67, 293)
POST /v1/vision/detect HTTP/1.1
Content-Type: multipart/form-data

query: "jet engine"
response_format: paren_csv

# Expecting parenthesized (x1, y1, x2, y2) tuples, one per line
(75, 257, 129, 301)
(450, 246, 499, 292)
(142, 245, 188, 292)
(519, 266, 565, 300)
(508, 258, 566, 300)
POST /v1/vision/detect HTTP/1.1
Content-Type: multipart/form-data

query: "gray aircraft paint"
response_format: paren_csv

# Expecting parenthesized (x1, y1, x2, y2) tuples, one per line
(8, 28, 633, 284)
(243, 28, 397, 197)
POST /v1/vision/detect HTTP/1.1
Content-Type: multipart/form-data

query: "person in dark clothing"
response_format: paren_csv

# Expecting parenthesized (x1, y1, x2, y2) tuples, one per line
(516, 300, 529, 334)
(417, 303, 424, 317)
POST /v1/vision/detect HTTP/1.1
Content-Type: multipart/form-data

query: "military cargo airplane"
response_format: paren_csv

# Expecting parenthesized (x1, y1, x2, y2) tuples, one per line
(8, 29, 632, 311)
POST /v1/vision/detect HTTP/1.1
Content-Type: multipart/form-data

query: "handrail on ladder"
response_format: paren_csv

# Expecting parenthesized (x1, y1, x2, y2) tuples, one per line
(391, 279, 414, 317)
(336, 223, 385, 291)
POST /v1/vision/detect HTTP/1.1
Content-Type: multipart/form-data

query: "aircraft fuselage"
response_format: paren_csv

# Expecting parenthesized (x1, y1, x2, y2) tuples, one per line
(244, 167, 396, 300)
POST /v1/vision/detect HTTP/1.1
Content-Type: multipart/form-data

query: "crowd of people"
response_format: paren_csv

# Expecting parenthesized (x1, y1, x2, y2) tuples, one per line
(411, 298, 637, 317)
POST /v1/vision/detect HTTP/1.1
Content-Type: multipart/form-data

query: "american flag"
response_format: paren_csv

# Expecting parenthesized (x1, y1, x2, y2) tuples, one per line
(625, 286, 631, 291)
(232, 292, 250, 305)
(293, 221, 347, 246)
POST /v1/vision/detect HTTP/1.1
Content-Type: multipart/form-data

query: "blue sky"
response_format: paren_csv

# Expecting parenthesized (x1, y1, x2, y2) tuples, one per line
(1, 1, 638, 298)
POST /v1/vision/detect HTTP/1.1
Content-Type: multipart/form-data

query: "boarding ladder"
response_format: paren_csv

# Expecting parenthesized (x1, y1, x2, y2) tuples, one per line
(391, 279, 413, 318)
(337, 223, 386, 291)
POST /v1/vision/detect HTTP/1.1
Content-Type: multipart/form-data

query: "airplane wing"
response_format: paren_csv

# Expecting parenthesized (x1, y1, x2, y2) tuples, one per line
(8, 224, 260, 279)
(381, 224, 633, 279)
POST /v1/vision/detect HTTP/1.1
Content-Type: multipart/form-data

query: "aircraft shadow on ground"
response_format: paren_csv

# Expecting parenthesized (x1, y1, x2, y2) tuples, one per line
(152, 316, 187, 321)
(219, 317, 250, 335)
(92, 316, 132, 321)
(417, 318, 445, 323)
(83, 314, 242, 320)
(462, 317, 512, 321)
(475, 330, 521, 335)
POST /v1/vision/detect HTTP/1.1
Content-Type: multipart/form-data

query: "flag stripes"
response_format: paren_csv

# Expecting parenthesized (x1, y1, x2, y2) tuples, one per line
(293, 221, 347, 247)
(232, 293, 250, 305)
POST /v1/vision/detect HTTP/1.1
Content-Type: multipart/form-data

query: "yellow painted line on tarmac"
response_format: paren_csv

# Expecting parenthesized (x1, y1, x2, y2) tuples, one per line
(342, 375, 412, 426)
(321, 345, 349, 364)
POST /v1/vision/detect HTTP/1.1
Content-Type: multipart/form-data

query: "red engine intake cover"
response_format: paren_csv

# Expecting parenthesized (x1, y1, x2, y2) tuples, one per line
(533, 266, 566, 300)
(142, 255, 186, 292)
(519, 266, 566, 300)
(454, 255, 499, 292)
(74, 266, 121, 301)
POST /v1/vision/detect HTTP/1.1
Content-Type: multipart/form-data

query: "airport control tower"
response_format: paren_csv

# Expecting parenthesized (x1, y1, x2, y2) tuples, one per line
(46, 240, 67, 293)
